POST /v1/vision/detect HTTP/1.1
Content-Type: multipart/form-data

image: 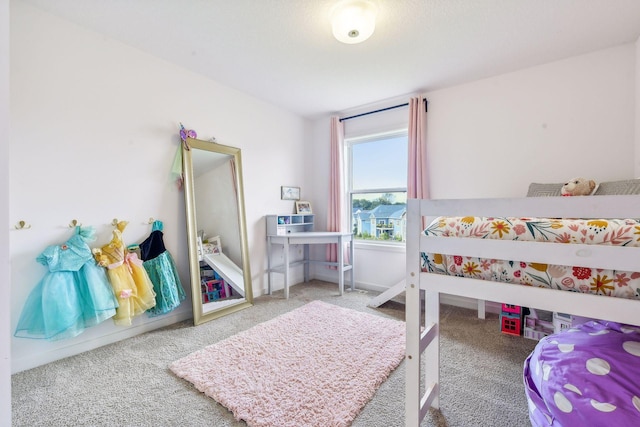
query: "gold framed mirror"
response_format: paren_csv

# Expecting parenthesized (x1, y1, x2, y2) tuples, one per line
(182, 137, 253, 325)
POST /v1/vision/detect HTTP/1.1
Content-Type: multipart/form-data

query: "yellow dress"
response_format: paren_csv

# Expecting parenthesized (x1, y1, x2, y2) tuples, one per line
(93, 221, 156, 326)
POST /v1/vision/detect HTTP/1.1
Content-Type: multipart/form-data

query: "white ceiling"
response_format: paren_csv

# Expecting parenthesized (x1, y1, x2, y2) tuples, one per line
(22, 0, 640, 119)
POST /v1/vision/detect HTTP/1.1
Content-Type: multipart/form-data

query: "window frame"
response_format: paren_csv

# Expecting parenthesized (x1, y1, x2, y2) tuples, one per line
(345, 129, 408, 246)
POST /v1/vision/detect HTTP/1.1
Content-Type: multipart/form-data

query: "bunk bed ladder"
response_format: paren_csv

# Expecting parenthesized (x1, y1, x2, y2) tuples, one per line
(406, 279, 441, 426)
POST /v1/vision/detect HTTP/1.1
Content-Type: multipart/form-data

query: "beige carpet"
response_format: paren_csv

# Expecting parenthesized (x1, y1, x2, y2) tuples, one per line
(170, 300, 406, 427)
(12, 281, 537, 426)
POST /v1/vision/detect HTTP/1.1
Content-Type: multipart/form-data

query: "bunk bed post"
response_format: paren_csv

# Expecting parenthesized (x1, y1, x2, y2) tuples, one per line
(477, 299, 485, 319)
(405, 199, 422, 427)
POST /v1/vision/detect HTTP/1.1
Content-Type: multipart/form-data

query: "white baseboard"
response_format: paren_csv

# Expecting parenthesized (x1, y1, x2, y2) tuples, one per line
(261, 270, 306, 296)
(12, 309, 192, 374)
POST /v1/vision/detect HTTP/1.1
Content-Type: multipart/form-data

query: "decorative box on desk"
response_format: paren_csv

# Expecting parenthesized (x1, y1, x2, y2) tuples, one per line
(265, 214, 354, 299)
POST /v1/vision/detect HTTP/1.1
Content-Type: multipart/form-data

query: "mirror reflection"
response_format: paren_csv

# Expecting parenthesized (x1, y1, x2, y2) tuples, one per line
(182, 137, 253, 325)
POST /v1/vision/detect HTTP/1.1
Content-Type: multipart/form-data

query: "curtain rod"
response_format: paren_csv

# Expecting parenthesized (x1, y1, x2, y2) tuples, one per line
(339, 98, 427, 122)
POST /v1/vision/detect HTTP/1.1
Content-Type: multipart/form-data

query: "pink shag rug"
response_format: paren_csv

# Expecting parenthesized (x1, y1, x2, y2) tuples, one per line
(169, 300, 406, 427)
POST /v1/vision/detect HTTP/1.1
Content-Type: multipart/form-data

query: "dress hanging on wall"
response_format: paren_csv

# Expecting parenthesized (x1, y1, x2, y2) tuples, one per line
(139, 220, 186, 316)
(14, 226, 119, 340)
(93, 221, 156, 326)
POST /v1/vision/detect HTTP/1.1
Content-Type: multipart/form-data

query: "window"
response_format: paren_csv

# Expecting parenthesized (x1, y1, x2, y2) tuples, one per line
(347, 130, 408, 243)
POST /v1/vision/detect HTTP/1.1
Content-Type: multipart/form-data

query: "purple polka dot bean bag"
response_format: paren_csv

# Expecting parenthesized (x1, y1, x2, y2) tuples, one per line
(523, 320, 640, 426)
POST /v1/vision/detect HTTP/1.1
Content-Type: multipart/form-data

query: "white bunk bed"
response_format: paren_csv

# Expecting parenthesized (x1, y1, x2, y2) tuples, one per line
(405, 195, 640, 427)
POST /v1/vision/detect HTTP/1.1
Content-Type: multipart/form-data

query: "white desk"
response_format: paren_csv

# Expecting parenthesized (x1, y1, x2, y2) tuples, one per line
(267, 231, 354, 299)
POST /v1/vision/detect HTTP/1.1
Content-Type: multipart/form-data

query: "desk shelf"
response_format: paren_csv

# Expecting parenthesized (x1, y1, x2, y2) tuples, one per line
(266, 214, 315, 236)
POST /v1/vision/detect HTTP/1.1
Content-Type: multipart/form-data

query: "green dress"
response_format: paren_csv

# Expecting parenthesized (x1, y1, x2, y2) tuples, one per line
(139, 220, 186, 316)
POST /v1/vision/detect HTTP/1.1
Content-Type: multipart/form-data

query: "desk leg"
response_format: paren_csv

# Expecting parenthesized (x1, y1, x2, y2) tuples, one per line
(303, 244, 309, 283)
(267, 236, 272, 295)
(283, 239, 290, 299)
(338, 236, 344, 296)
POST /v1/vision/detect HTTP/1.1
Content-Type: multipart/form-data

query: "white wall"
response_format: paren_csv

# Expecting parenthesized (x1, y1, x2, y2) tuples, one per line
(1, 0, 11, 423)
(310, 43, 638, 293)
(427, 44, 636, 199)
(9, 2, 308, 372)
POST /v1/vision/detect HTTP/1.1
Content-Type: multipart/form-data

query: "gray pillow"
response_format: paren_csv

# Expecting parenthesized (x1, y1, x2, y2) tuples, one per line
(526, 179, 640, 197)
(594, 179, 640, 195)
(526, 182, 563, 197)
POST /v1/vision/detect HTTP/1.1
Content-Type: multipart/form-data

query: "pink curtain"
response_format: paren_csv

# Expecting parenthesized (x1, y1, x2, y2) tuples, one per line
(408, 97, 429, 200)
(326, 116, 345, 264)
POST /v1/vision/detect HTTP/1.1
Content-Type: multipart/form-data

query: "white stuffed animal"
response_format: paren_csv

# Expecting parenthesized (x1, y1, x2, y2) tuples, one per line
(561, 177, 597, 196)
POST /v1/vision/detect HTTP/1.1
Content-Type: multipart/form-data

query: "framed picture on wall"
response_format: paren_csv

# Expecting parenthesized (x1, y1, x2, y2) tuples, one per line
(281, 186, 301, 200)
(295, 201, 312, 214)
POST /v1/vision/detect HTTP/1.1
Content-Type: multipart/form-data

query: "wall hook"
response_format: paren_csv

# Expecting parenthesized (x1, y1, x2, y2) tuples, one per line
(147, 217, 155, 224)
(111, 218, 119, 226)
(69, 219, 81, 228)
(15, 220, 31, 230)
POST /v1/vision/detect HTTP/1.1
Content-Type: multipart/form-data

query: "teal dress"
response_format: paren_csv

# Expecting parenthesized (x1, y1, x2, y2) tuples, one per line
(14, 226, 118, 340)
(139, 220, 186, 316)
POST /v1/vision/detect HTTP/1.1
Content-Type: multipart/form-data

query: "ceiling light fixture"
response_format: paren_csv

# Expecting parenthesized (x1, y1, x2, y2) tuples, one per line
(330, 0, 378, 45)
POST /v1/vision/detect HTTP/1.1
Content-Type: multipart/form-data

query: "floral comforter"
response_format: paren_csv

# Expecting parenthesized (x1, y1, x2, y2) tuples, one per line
(422, 216, 640, 300)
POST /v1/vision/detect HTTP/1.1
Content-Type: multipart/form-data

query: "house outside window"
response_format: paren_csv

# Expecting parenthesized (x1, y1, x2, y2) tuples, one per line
(347, 130, 408, 243)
